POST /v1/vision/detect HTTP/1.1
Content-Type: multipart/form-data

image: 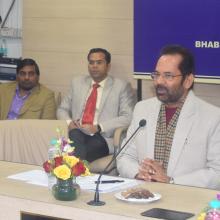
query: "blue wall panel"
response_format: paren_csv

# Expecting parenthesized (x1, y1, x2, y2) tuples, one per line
(134, 0, 220, 79)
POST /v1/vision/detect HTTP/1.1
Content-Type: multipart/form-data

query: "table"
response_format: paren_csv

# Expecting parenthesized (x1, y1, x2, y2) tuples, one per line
(0, 161, 217, 219)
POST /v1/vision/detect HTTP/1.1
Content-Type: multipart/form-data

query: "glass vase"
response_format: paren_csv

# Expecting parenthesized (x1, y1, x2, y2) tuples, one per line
(47, 173, 56, 190)
(52, 177, 80, 201)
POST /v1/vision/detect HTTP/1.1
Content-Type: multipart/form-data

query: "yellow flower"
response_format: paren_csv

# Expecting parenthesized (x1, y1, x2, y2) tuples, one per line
(63, 155, 79, 168)
(197, 212, 206, 220)
(81, 166, 91, 176)
(53, 164, 71, 180)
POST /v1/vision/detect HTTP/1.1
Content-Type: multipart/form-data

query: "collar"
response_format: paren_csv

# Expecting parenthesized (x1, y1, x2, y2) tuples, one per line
(91, 78, 107, 88)
(16, 85, 31, 99)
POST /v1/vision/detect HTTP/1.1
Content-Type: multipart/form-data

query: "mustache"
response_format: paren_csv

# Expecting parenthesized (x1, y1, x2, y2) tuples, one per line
(155, 85, 168, 93)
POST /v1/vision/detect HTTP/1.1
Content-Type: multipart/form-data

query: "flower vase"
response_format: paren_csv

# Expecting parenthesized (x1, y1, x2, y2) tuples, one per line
(47, 173, 56, 190)
(52, 178, 80, 201)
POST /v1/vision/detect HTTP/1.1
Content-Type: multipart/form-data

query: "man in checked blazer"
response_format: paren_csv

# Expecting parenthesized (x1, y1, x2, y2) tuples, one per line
(117, 45, 220, 190)
(57, 48, 135, 162)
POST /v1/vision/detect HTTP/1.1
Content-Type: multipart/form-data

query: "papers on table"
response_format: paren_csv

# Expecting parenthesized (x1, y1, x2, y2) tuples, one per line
(76, 175, 139, 193)
(7, 170, 140, 193)
(8, 170, 49, 187)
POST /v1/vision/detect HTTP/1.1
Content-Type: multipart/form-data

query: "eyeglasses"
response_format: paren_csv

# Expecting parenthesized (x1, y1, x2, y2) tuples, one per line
(151, 71, 182, 81)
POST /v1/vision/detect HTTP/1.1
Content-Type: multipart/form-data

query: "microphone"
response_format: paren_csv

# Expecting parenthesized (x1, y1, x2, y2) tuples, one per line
(87, 119, 146, 206)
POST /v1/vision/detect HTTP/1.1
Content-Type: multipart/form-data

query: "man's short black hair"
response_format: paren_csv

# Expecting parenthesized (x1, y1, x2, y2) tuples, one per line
(160, 45, 195, 78)
(16, 58, 40, 75)
(87, 48, 111, 64)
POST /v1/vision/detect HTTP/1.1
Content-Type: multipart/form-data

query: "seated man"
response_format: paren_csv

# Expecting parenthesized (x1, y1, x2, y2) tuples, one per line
(57, 48, 135, 162)
(0, 58, 56, 120)
(117, 45, 220, 189)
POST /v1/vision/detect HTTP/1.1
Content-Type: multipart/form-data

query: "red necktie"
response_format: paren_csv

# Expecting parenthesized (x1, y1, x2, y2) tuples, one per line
(82, 83, 100, 124)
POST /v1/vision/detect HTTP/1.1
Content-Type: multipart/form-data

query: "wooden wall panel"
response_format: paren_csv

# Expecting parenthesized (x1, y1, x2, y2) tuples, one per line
(23, 0, 132, 19)
(23, 18, 132, 55)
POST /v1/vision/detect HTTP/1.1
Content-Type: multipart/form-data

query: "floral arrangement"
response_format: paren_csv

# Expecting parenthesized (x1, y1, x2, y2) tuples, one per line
(197, 193, 220, 220)
(43, 128, 90, 180)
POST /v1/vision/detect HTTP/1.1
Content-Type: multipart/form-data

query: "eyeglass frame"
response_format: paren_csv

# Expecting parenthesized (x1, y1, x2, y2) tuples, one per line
(150, 71, 183, 81)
